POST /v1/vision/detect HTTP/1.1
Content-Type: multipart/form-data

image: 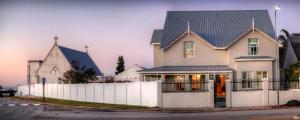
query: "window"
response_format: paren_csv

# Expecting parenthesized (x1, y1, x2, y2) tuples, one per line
(248, 38, 258, 55)
(184, 41, 195, 58)
(190, 74, 205, 90)
(164, 75, 185, 91)
(144, 75, 161, 81)
(175, 75, 185, 91)
(242, 71, 253, 88)
(256, 71, 268, 81)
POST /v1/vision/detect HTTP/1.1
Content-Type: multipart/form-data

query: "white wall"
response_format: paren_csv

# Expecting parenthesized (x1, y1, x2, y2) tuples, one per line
(231, 91, 264, 107)
(162, 92, 212, 108)
(17, 82, 161, 107)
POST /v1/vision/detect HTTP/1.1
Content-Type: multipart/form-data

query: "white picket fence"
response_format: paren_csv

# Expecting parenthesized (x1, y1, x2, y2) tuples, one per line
(17, 82, 162, 107)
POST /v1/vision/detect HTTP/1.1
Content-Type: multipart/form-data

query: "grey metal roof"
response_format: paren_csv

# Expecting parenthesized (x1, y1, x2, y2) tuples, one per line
(58, 46, 103, 76)
(160, 10, 275, 48)
(151, 29, 164, 44)
(234, 56, 275, 60)
(139, 65, 232, 73)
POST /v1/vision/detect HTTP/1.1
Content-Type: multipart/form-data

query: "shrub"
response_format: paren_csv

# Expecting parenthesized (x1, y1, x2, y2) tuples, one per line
(286, 100, 300, 107)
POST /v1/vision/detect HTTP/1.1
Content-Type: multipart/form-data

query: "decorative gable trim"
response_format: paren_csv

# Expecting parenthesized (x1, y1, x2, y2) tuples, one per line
(162, 27, 281, 50)
(225, 27, 281, 49)
(162, 31, 221, 51)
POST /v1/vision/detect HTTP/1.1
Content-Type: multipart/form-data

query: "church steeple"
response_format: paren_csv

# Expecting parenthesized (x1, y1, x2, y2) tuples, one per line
(54, 36, 59, 46)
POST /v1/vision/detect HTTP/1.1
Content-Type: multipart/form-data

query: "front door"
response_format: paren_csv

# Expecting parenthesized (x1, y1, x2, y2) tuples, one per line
(214, 75, 226, 107)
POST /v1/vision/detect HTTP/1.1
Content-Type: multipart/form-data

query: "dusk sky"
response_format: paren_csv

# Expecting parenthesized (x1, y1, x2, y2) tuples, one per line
(0, 0, 299, 87)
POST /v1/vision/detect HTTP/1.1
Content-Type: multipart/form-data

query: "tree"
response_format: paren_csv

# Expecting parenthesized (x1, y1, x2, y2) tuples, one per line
(59, 63, 97, 84)
(115, 56, 125, 75)
(284, 61, 300, 82)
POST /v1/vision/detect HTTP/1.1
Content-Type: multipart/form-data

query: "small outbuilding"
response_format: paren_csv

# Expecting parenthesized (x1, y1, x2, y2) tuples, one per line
(114, 64, 146, 82)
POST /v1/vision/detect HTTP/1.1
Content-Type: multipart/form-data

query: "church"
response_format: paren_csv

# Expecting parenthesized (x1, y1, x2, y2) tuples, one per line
(27, 36, 103, 84)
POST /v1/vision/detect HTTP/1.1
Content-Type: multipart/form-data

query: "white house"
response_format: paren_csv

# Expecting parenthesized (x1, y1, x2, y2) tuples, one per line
(114, 64, 146, 82)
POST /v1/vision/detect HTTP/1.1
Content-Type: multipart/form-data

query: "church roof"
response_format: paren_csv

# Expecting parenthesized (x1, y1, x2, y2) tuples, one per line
(58, 46, 103, 76)
(156, 10, 275, 48)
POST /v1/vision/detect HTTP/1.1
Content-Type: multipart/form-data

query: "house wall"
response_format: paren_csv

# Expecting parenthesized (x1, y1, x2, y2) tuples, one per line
(162, 34, 228, 66)
(153, 44, 165, 67)
(235, 61, 273, 80)
(37, 45, 72, 83)
(153, 30, 277, 67)
(228, 30, 278, 80)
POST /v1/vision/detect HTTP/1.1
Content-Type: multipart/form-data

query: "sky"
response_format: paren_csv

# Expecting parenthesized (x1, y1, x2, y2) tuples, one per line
(0, 0, 300, 87)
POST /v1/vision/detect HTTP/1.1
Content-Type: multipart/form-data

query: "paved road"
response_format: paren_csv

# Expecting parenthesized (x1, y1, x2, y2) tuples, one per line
(0, 97, 299, 120)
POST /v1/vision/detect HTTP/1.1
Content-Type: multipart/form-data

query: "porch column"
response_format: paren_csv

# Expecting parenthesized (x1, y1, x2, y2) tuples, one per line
(208, 79, 214, 107)
(225, 79, 231, 107)
(262, 78, 269, 106)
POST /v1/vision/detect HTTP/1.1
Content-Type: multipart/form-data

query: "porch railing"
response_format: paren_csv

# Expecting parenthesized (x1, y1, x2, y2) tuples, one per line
(231, 79, 262, 91)
(162, 82, 208, 92)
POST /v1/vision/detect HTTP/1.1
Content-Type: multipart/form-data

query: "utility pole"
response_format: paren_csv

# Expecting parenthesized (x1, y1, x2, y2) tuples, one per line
(274, 4, 281, 107)
(42, 78, 46, 102)
(27, 64, 31, 96)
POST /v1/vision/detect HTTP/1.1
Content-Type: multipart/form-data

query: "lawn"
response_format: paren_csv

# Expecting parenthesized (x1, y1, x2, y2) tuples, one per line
(13, 96, 152, 110)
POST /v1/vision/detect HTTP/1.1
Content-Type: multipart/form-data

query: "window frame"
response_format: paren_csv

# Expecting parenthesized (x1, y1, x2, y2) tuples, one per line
(242, 71, 253, 89)
(248, 38, 259, 56)
(256, 71, 268, 81)
(183, 41, 195, 58)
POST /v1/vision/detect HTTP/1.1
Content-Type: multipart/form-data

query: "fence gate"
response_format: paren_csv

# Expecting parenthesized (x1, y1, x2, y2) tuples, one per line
(214, 75, 226, 107)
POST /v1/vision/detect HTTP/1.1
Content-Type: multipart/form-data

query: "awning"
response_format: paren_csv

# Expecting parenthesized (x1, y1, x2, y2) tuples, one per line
(234, 56, 275, 62)
(139, 65, 233, 74)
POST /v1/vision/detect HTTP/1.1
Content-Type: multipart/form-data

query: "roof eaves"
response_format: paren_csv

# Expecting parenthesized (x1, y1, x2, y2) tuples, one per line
(162, 31, 220, 50)
(225, 27, 280, 49)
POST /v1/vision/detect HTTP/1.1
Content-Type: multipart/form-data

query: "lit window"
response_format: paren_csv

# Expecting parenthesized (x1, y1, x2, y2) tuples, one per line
(256, 71, 268, 80)
(248, 38, 258, 55)
(184, 41, 195, 58)
(190, 74, 205, 90)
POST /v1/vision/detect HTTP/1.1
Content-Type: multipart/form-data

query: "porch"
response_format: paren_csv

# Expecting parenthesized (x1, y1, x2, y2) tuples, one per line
(139, 65, 233, 108)
(138, 66, 287, 108)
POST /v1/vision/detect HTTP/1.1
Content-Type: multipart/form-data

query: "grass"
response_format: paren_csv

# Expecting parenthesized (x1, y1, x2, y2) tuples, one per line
(13, 96, 152, 110)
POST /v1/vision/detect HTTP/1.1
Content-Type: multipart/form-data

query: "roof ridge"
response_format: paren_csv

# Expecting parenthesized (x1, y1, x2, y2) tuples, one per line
(58, 45, 86, 54)
(167, 10, 268, 12)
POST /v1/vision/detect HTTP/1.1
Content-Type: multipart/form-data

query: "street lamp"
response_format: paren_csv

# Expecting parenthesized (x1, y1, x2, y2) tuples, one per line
(274, 4, 281, 107)
(274, 4, 281, 39)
